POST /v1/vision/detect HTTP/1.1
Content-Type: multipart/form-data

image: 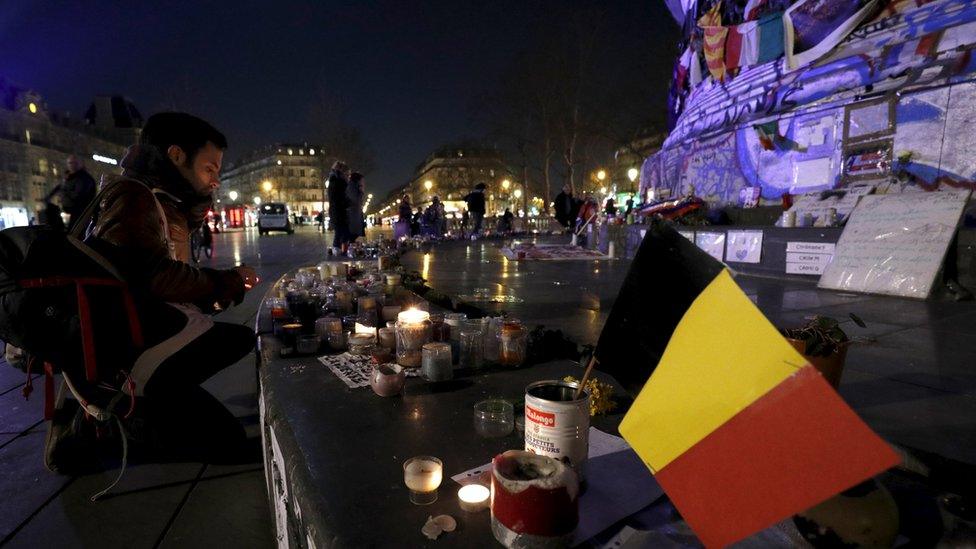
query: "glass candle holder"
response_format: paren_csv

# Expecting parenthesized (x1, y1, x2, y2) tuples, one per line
(443, 313, 467, 364)
(473, 399, 514, 438)
(279, 323, 303, 357)
(347, 333, 374, 355)
(421, 342, 453, 382)
(498, 319, 528, 367)
(381, 305, 402, 323)
(377, 327, 396, 351)
(459, 320, 485, 369)
(296, 334, 320, 355)
(403, 456, 443, 505)
(395, 309, 432, 368)
(485, 317, 503, 362)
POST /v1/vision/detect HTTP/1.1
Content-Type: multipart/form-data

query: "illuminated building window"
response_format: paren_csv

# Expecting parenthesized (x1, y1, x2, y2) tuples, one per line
(287, 149, 293, 155)
(277, 160, 282, 165)
(299, 149, 304, 155)
(309, 149, 315, 155)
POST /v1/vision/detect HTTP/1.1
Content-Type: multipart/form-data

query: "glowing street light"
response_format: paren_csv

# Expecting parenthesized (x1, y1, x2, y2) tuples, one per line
(513, 188, 523, 199)
(262, 180, 273, 193)
(502, 179, 511, 190)
(229, 190, 239, 201)
(424, 180, 433, 191)
(600, 187, 607, 195)
(253, 196, 262, 205)
(28, 102, 38, 114)
(596, 169, 607, 181)
(627, 168, 640, 182)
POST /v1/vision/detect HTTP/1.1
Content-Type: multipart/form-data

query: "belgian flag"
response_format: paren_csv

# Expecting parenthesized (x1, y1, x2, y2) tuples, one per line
(596, 222, 899, 547)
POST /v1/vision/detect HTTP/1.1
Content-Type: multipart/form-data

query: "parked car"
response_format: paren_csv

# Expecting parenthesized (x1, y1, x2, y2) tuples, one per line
(258, 202, 293, 235)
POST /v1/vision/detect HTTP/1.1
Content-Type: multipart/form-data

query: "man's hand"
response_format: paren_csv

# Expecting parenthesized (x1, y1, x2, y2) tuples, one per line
(234, 265, 259, 290)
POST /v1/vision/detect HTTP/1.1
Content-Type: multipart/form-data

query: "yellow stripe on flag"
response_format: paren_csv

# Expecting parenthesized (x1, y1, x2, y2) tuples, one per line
(619, 270, 808, 472)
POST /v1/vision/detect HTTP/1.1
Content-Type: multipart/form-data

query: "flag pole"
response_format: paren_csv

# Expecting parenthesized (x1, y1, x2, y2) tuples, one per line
(574, 355, 599, 400)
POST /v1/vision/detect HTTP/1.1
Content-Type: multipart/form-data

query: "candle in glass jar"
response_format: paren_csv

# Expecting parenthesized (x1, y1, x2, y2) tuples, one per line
(378, 327, 396, 350)
(403, 456, 443, 505)
(396, 309, 432, 368)
(382, 305, 402, 323)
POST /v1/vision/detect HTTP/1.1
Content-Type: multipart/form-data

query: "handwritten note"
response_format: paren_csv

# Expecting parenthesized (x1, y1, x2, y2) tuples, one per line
(818, 189, 971, 298)
(726, 230, 763, 264)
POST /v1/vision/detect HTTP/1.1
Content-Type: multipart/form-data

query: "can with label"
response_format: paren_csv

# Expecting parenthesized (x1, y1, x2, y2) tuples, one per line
(524, 380, 590, 480)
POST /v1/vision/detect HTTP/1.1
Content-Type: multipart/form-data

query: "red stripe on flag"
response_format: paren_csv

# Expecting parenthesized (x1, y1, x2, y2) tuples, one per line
(654, 366, 900, 548)
(725, 26, 744, 70)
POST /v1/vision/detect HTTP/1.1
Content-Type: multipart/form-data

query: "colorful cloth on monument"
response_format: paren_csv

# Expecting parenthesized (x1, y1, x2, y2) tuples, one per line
(637, 196, 705, 220)
(869, 0, 940, 23)
(699, 2, 728, 81)
(785, 0, 881, 69)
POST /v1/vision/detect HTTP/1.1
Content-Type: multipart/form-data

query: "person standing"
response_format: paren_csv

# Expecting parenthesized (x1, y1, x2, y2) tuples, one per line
(463, 183, 487, 238)
(51, 155, 97, 231)
(327, 161, 349, 254)
(604, 197, 617, 217)
(346, 171, 366, 245)
(553, 184, 576, 230)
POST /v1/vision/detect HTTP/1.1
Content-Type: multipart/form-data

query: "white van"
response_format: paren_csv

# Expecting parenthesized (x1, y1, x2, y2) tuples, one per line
(257, 203, 293, 235)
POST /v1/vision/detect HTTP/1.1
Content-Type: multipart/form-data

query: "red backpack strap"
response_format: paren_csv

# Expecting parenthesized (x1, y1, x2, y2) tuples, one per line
(43, 362, 55, 421)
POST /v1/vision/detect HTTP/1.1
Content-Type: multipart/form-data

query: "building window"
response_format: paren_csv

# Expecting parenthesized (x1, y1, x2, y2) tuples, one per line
(309, 148, 315, 155)
(299, 149, 304, 155)
(300, 169, 305, 177)
(288, 169, 294, 176)
(287, 149, 293, 155)
(38, 159, 48, 174)
(277, 160, 282, 165)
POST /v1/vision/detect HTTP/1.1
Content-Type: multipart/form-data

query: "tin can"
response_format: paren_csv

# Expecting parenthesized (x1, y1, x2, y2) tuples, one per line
(524, 380, 590, 480)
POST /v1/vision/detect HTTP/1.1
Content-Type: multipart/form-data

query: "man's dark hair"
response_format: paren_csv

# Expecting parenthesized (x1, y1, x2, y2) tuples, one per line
(475, 182, 487, 190)
(140, 112, 228, 162)
(350, 172, 364, 183)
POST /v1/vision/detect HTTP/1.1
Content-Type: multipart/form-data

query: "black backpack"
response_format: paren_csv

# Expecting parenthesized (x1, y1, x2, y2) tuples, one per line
(0, 224, 145, 420)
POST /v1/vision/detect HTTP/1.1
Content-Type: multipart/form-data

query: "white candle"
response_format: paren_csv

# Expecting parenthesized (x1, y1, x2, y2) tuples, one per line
(398, 308, 430, 324)
(458, 484, 490, 512)
(404, 458, 442, 492)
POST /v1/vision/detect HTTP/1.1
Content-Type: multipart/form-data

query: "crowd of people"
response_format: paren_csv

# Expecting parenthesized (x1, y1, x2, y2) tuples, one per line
(395, 182, 494, 240)
(553, 184, 636, 243)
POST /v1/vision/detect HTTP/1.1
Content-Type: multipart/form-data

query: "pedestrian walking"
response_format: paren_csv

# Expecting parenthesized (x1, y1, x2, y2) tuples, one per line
(50, 155, 97, 231)
(327, 161, 350, 254)
(463, 182, 487, 238)
(346, 171, 366, 244)
(553, 184, 577, 231)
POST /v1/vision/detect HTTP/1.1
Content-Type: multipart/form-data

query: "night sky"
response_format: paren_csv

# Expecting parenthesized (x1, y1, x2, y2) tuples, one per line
(1, 1, 678, 196)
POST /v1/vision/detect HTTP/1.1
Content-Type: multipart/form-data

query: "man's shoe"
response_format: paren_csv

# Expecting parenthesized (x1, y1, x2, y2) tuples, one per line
(44, 400, 101, 475)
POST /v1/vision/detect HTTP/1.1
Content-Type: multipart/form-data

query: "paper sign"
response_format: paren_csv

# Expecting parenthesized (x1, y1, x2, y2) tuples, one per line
(695, 232, 725, 262)
(678, 230, 695, 241)
(819, 189, 971, 297)
(786, 242, 835, 253)
(725, 230, 763, 263)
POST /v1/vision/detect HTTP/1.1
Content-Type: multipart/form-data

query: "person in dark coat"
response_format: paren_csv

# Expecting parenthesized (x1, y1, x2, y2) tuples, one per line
(604, 197, 617, 217)
(327, 161, 349, 252)
(553, 184, 577, 230)
(50, 155, 97, 231)
(346, 171, 366, 242)
(463, 182, 487, 238)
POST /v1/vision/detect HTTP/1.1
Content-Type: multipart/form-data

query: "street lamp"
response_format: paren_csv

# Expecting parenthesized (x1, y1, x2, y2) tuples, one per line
(262, 180, 273, 193)
(627, 168, 639, 183)
(424, 180, 433, 191)
(502, 179, 511, 190)
(600, 187, 607, 195)
(253, 196, 262, 205)
(229, 190, 239, 201)
(596, 169, 607, 182)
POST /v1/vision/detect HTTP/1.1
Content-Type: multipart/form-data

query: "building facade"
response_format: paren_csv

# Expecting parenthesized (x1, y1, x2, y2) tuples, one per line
(220, 143, 331, 219)
(377, 145, 516, 218)
(0, 78, 137, 227)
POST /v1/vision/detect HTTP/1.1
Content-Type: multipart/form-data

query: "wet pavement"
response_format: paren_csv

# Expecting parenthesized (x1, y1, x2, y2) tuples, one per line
(2, 226, 974, 547)
(402, 238, 976, 468)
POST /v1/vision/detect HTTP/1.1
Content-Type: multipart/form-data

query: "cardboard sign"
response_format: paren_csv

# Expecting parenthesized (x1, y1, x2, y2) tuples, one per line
(819, 189, 971, 297)
(695, 232, 726, 262)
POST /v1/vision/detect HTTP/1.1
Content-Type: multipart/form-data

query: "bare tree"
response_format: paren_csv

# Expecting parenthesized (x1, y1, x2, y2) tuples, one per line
(308, 87, 376, 175)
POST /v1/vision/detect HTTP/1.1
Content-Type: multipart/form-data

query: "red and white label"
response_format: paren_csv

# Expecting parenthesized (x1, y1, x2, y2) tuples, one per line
(525, 405, 556, 427)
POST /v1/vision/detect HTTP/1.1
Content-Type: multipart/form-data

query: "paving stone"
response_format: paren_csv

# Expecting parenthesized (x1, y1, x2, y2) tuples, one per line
(159, 470, 274, 549)
(3, 450, 203, 548)
(0, 378, 44, 447)
(0, 429, 70, 540)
